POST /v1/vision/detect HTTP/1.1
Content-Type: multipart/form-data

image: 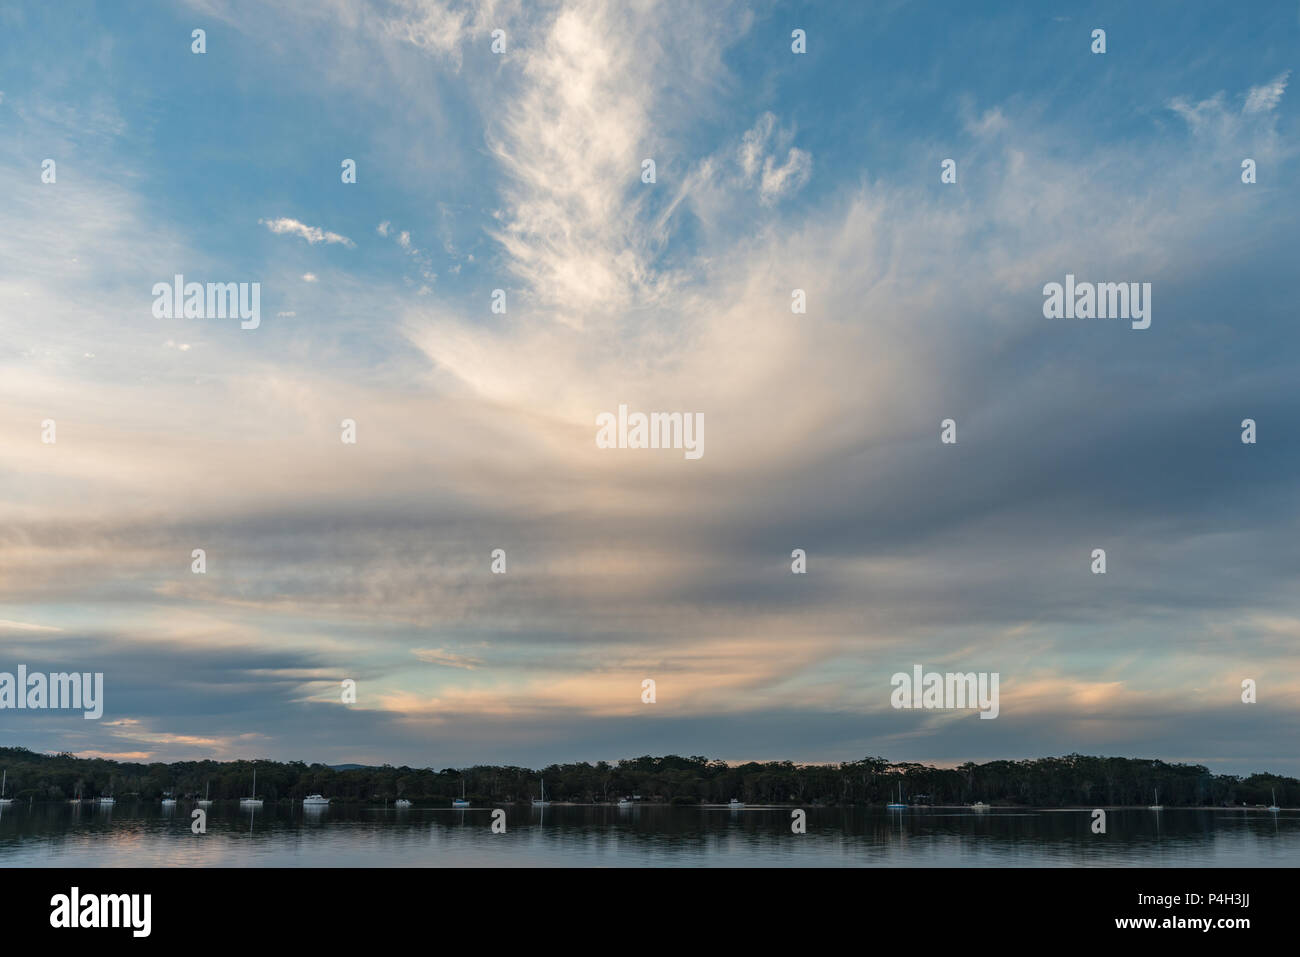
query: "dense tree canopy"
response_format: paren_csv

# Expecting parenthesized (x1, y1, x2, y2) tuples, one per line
(0, 747, 1291, 807)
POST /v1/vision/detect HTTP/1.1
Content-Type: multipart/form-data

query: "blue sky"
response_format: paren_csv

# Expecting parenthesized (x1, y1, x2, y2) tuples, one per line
(1, 0, 1298, 775)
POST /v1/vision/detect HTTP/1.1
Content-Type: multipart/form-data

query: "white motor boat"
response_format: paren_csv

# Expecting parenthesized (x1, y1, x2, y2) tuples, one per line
(302, 794, 330, 806)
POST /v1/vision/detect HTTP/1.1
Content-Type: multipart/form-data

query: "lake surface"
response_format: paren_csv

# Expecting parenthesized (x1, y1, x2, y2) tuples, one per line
(1, 802, 1296, 867)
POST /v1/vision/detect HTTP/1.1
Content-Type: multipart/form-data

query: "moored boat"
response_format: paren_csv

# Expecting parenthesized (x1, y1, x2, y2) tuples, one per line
(887, 782, 906, 810)
(240, 767, 263, 807)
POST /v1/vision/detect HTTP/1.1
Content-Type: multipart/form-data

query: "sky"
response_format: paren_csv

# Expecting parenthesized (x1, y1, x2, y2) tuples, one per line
(1, 0, 1298, 775)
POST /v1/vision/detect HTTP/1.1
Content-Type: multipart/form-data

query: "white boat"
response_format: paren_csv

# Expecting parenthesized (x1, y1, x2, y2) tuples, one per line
(532, 777, 550, 807)
(887, 782, 906, 810)
(161, 794, 177, 807)
(395, 798, 412, 808)
(303, 793, 330, 806)
(1148, 788, 1162, 810)
(1267, 789, 1280, 812)
(452, 778, 469, 808)
(728, 798, 745, 809)
(197, 781, 213, 807)
(97, 795, 115, 806)
(971, 801, 990, 811)
(0, 771, 12, 806)
(617, 797, 632, 807)
(239, 767, 263, 807)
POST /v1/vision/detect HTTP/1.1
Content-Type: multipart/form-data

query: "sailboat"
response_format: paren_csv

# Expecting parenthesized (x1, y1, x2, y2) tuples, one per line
(452, 778, 469, 808)
(1148, 788, 1162, 810)
(197, 781, 213, 807)
(1267, 789, 1280, 812)
(532, 777, 550, 807)
(887, 782, 906, 810)
(239, 767, 263, 807)
(0, 770, 12, 806)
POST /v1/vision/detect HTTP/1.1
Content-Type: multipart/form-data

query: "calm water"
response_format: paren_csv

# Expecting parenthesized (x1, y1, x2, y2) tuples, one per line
(1, 802, 1296, 867)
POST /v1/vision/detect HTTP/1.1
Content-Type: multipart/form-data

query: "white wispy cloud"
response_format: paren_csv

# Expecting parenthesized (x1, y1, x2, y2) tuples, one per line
(376, 221, 436, 283)
(1168, 71, 1293, 152)
(738, 112, 812, 205)
(412, 647, 484, 670)
(0, 619, 62, 633)
(378, 0, 521, 69)
(1244, 70, 1290, 113)
(258, 216, 355, 247)
(483, 0, 738, 321)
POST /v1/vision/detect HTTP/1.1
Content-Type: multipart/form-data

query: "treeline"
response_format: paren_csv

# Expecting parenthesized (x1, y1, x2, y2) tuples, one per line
(0, 748, 1293, 807)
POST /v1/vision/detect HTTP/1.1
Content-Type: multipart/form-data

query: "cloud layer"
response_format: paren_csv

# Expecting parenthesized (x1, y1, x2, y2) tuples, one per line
(1, 0, 1297, 774)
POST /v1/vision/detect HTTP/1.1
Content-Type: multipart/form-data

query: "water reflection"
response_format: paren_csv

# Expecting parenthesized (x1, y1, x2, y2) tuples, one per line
(0, 803, 1295, 868)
